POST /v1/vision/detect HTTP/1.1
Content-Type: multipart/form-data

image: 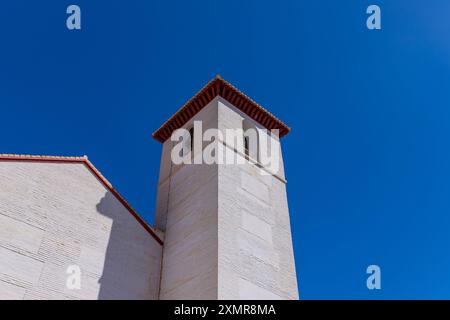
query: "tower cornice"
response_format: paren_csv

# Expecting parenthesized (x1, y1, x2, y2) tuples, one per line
(152, 75, 291, 143)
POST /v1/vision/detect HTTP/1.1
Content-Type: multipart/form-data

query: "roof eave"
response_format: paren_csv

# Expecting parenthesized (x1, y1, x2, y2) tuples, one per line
(151, 76, 291, 143)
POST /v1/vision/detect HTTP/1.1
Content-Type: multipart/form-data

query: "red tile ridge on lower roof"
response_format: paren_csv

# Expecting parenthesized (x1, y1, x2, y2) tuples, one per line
(0, 154, 163, 245)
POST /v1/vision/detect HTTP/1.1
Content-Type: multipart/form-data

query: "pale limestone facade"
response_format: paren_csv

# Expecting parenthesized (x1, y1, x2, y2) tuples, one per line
(0, 79, 298, 300)
(0, 161, 162, 300)
(155, 97, 298, 300)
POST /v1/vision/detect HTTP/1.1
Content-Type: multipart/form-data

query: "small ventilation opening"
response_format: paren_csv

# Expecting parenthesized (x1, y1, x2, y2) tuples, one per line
(244, 136, 250, 157)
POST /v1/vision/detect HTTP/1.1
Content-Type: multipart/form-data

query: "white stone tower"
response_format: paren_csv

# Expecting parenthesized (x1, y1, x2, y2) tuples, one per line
(152, 76, 298, 300)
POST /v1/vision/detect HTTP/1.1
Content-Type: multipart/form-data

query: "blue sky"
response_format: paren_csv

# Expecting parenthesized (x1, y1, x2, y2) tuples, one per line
(1, 1, 450, 299)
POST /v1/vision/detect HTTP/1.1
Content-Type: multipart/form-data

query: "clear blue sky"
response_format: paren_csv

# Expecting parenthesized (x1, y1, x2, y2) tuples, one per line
(1, 1, 450, 299)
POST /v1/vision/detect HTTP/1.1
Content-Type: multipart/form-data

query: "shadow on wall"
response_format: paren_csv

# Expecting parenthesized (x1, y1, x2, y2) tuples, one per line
(95, 191, 160, 300)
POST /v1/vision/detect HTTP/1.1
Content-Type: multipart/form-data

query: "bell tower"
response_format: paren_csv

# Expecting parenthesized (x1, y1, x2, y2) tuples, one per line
(152, 76, 298, 300)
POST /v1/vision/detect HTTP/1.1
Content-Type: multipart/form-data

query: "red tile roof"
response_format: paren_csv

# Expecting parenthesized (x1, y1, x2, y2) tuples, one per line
(152, 75, 291, 143)
(0, 154, 163, 245)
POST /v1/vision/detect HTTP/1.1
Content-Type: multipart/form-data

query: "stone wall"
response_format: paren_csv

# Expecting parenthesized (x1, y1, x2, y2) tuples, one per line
(157, 97, 298, 300)
(157, 98, 220, 299)
(217, 98, 299, 299)
(0, 161, 162, 300)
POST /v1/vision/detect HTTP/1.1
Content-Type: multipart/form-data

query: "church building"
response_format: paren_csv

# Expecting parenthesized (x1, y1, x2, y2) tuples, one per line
(0, 76, 298, 300)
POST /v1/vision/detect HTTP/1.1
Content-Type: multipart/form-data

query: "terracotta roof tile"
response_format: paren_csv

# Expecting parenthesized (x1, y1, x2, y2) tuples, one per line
(152, 75, 291, 143)
(0, 154, 163, 245)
